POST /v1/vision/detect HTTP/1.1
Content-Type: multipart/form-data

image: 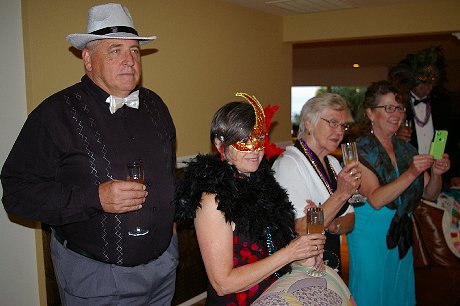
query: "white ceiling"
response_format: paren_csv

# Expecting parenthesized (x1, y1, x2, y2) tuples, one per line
(223, 0, 419, 16)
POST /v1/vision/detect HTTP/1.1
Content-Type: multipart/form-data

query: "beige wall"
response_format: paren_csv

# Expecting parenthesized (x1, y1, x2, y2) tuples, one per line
(22, 0, 293, 157)
(283, 0, 460, 43)
(22, 0, 460, 156)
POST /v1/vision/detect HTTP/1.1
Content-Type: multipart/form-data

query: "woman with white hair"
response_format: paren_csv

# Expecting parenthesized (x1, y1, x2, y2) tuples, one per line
(273, 93, 359, 275)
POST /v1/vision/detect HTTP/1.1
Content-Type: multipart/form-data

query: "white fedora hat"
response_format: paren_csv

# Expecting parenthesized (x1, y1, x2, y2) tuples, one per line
(66, 3, 156, 50)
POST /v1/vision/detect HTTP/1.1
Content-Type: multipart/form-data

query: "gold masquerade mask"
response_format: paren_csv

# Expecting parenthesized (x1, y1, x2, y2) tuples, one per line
(231, 93, 266, 152)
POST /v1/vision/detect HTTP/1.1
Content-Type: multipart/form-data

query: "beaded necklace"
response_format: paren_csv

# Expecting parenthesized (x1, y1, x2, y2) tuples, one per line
(299, 139, 337, 196)
(265, 227, 280, 278)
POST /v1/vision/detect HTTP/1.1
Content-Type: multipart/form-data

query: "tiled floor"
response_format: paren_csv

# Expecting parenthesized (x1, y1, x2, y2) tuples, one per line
(190, 235, 350, 305)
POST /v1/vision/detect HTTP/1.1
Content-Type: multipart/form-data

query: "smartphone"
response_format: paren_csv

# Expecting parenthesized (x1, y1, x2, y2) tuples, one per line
(429, 130, 448, 159)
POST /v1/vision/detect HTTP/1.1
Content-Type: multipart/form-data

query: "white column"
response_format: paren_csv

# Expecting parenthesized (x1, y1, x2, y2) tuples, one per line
(0, 0, 40, 304)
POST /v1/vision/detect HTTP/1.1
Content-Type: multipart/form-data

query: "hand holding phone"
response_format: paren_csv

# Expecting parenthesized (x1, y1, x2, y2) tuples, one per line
(429, 130, 448, 160)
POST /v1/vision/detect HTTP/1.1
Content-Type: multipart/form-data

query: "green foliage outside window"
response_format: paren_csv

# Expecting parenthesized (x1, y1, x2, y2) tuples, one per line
(317, 86, 366, 124)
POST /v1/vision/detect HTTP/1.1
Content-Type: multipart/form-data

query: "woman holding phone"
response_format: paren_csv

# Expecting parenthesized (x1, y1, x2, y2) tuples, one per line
(347, 80, 450, 306)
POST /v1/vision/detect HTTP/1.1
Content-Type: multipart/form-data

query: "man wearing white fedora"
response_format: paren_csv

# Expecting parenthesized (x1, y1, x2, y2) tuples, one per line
(2, 3, 178, 305)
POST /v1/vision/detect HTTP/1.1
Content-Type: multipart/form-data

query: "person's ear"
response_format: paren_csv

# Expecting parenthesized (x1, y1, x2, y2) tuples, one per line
(365, 108, 374, 121)
(304, 119, 313, 135)
(82, 48, 93, 72)
(214, 137, 226, 161)
(214, 137, 222, 151)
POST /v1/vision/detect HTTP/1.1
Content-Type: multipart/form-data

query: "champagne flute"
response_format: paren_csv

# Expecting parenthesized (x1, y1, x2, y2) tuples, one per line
(305, 207, 326, 277)
(403, 119, 412, 129)
(400, 119, 413, 135)
(306, 207, 325, 235)
(127, 161, 149, 237)
(341, 142, 367, 204)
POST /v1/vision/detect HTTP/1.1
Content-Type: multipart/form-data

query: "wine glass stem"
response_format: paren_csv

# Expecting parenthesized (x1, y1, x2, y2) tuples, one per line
(135, 210, 140, 230)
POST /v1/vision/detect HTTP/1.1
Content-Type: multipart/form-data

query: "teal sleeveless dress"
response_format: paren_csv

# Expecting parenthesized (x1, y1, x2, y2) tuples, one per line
(347, 134, 422, 306)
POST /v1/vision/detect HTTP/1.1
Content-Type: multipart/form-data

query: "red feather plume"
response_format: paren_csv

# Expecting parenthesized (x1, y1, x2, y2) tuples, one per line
(263, 104, 285, 160)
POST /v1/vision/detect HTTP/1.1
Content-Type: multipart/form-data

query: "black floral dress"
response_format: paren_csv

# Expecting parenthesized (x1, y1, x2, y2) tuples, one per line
(174, 154, 296, 305)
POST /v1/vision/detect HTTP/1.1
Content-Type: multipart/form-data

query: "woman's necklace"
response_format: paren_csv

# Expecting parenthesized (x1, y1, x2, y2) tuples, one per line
(410, 99, 431, 127)
(299, 139, 336, 195)
(265, 227, 280, 278)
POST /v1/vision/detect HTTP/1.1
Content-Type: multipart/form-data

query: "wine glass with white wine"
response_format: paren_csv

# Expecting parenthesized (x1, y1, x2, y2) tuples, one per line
(341, 142, 366, 204)
(305, 207, 326, 277)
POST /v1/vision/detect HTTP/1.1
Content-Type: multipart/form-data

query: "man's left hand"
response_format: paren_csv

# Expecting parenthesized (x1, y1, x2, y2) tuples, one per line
(98, 180, 148, 213)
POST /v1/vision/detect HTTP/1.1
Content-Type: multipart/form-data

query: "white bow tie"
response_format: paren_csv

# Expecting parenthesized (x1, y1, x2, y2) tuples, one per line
(105, 90, 139, 114)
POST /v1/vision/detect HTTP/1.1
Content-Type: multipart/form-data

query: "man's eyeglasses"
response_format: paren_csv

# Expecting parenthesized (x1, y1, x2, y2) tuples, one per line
(320, 118, 350, 132)
(371, 105, 406, 113)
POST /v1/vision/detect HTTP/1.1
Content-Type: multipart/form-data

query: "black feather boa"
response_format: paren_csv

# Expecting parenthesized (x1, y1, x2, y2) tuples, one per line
(174, 154, 296, 275)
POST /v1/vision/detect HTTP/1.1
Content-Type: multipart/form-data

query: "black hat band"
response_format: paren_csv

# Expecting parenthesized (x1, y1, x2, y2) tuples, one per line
(90, 26, 139, 36)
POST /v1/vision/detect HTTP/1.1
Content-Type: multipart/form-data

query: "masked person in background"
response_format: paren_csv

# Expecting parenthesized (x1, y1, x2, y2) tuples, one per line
(390, 46, 459, 186)
(175, 93, 325, 305)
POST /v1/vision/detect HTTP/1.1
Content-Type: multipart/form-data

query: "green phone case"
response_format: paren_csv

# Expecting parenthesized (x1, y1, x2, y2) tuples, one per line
(429, 130, 448, 159)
